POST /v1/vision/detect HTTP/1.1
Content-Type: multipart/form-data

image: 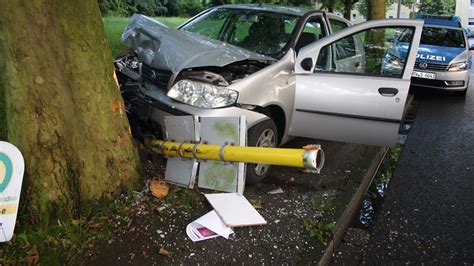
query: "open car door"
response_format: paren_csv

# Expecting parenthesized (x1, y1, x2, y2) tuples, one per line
(290, 20, 423, 147)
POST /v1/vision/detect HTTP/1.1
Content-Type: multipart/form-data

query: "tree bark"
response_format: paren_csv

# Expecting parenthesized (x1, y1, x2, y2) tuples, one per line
(366, 0, 386, 73)
(0, 0, 141, 225)
(343, 0, 358, 20)
(367, 0, 386, 20)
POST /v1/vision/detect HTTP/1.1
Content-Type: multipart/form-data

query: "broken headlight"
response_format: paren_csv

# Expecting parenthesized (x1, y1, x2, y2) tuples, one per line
(167, 79, 238, 108)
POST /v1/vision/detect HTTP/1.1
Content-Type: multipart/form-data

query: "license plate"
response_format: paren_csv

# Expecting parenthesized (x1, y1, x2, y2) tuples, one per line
(411, 71, 436, 79)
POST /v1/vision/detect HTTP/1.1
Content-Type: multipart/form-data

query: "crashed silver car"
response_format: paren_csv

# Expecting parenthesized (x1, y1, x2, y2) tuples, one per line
(115, 4, 423, 183)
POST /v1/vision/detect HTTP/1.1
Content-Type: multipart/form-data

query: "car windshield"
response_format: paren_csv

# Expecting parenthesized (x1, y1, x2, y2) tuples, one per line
(420, 27, 465, 48)
(180, 8, 299, 57)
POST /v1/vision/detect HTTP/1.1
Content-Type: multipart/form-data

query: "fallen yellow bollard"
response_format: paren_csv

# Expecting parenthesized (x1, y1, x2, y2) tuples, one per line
(147, 140, 324, 172)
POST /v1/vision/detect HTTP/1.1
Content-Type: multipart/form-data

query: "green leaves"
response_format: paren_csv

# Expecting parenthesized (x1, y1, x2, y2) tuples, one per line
(418, 0, 456, 16)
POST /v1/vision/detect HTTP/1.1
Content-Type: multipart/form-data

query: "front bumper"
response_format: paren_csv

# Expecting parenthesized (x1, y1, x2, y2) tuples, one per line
(410, 69, 470, 91)
(136, 83, 269, 135)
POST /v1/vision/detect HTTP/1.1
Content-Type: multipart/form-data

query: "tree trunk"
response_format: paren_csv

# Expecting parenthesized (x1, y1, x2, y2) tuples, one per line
(0, 0, 141, 226)
(366, 0, 386, 73)
(343, 0, 357, 20)
(367, 0, 385, 20)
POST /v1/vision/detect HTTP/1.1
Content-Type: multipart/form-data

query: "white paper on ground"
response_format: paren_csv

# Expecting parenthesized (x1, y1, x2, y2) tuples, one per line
(205, 193, 267, 227)
(186, 210, 234, 242)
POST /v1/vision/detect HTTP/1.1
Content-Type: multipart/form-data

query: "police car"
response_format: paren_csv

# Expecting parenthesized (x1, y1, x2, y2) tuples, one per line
(385, 14, 472, 96)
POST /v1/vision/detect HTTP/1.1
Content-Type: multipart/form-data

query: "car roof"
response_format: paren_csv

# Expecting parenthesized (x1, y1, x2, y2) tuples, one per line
(416, 13, 462, 28)
(218, 4, 313, 17)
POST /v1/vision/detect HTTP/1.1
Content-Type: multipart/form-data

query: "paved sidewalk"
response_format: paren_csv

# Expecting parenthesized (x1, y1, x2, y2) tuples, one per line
(362, 90, 474, 264)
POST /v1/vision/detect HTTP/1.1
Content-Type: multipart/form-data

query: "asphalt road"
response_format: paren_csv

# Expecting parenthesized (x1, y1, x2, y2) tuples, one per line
(361, 83, 474, 263)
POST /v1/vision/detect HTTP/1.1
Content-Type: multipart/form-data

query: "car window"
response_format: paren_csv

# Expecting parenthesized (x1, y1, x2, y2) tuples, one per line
(233, 15, 298, 56)
(230, 17, 253, 44)
(295, 17, 326, 53)
(334, 35, 356, 60)
(421, 27, 465, 48)
(303, 18, 325, 38)
(330, 19, 349, 33)
(328, 19, 355, 60)
(181, 9, 228, 40)
(397, 28, 413, 43)
(315, 27, 415, 78)
(181, 8, 298, 57)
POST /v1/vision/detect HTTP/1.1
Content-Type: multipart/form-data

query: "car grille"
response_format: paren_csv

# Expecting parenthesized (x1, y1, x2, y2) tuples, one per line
(414, 61, 449, 71)
(140, 63, 172, 89)
(410, 77, 465, 88)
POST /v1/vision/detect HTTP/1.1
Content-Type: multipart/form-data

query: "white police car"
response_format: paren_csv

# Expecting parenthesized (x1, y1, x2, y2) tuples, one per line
(385, 14, 472, 96)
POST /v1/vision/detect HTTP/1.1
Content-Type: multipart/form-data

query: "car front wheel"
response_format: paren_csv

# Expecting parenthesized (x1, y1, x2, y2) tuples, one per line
(245, 119, 278, 185)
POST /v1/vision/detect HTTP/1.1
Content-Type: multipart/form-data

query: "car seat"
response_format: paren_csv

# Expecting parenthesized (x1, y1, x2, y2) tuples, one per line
(240, 18, 286, 54)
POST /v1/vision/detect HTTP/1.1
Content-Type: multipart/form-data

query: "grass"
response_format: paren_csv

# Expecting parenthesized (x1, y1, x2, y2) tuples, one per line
(0, 199, 121, 264)
(102, 17, 189, 58)
(304, 196, 336, 245)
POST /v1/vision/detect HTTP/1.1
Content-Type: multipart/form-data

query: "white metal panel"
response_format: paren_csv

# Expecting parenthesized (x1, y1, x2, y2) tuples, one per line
(164, 116, 199, 187)
(198, 117, 245, 193)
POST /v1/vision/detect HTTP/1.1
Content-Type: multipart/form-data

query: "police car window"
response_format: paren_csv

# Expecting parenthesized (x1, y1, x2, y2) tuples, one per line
(420, 27, 465, 48)
(315, 27, 415, 78)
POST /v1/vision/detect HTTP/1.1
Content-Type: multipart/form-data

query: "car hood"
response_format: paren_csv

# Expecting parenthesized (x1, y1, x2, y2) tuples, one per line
(121, 14, 275, 74)
(393, 43, 467, 64)
(416, 44, 467, 64)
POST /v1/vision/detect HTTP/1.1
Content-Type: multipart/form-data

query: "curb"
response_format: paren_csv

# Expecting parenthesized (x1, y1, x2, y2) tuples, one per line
(318, 147, 389, 266)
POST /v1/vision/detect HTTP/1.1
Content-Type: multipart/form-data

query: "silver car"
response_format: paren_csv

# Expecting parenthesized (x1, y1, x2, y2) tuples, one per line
(116, 4, 423, 183)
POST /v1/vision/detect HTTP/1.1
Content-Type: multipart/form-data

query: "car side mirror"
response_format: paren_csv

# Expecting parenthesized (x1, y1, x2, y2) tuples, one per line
(300, 58, 313, 71)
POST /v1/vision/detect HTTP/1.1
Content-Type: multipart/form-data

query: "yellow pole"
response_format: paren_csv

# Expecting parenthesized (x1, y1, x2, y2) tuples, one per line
(147, 140, 324, 172)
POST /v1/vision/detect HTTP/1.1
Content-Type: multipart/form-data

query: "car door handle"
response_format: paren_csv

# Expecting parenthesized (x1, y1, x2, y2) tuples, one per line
(378, 87, 398, 97)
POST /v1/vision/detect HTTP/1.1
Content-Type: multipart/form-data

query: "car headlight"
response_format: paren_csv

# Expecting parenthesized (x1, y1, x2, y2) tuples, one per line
(448, 62, 468, 72)
(167, 79, 238, 108)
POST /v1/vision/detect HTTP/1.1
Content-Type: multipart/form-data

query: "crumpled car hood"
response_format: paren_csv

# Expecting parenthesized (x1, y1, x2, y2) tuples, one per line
(121, 14, 275, 74)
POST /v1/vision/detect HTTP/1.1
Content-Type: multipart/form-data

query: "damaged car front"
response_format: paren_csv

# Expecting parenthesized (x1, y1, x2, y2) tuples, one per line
(115, 5, 425, 185)
(115, 5, 325, 183)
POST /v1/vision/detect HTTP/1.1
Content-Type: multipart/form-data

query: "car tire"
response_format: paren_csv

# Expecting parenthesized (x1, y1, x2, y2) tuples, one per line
(245, 119, 278, 185)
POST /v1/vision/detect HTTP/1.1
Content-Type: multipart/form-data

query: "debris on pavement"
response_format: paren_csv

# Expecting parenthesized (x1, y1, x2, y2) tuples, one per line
(250, 199, 264, 209)
(186, 210, 234, 242)
(150, 179, 170, 199)
(158, 247, 172, 258)
(267, 187, 284, 195)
